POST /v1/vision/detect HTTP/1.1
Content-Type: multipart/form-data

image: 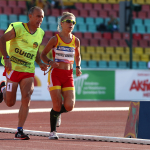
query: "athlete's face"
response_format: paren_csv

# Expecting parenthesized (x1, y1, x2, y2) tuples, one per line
(61, 16, 76, 33)
(29, 9, 44, 28)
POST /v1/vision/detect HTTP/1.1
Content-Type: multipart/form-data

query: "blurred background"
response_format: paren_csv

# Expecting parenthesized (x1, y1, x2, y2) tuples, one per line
(0, 0, 149, 69)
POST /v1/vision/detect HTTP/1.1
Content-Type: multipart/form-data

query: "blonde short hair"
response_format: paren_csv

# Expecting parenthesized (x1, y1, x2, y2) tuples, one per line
(57, 12, 75, 32)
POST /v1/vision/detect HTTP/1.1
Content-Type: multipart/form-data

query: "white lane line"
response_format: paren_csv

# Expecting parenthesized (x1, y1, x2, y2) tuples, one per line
(0, 107, 129, 114)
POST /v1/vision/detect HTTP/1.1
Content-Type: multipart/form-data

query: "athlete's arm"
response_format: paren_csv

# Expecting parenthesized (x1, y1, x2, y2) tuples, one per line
(75, 37, 81, 67)
(0, 29, 15, 57)
(0, 28, 15, 71)
(35, 49, 48, 71)
(40, 36, 59, 68)
(75, 37, 82, 77)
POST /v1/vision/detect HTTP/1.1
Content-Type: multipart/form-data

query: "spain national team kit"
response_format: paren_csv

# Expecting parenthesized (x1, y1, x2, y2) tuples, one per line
(47, 34, 76, 92)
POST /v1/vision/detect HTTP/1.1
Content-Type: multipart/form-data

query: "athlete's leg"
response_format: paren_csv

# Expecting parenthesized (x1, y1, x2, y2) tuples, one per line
(50, 89, 62, 112)
(62, 90, 75, 111)
(18, 77, 34, 127)
(3, 78, 19, 107)
(49, 89, 62, 131)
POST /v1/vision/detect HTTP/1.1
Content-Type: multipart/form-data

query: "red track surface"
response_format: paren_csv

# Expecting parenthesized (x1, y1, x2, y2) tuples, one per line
(0, 101, 150, 150)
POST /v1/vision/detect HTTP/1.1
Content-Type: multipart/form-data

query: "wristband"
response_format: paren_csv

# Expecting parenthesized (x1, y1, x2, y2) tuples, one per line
(48, 59, 52, 64)
(3, 56, 9, 59)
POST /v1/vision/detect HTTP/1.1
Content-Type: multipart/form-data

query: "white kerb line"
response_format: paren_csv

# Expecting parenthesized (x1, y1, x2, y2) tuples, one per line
(0, 127, 150, 145)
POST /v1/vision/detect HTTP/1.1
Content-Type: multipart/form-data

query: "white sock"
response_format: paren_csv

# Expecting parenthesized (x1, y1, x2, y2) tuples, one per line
(1, 86, 6, 93)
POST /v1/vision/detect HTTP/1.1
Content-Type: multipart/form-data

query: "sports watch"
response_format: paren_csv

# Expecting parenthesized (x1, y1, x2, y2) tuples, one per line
(76, 66, 81, 69)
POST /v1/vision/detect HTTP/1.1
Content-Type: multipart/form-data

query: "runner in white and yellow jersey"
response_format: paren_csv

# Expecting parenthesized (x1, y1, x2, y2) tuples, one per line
(0, 6, 48, 140)
(41, 12, 82, 139)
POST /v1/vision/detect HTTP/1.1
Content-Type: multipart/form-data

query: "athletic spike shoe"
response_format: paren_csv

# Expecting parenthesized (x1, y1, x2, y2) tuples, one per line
(49, 131, 59, 140)
(0, 80, 6, 103)
(14, 129, 30, 140)
(56, 114, 61, 127)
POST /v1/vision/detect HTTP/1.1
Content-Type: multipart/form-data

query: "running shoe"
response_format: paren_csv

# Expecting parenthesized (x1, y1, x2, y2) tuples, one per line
(0, 80, 6, 103)
(14, 129, 30, 140)
(56, 114, 61, 127)
(49, 131, 59, 140)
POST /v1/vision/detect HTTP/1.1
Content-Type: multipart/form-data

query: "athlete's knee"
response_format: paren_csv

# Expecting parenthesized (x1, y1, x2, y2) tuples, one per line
(6, 99, 16, 107)
(64, 102, 75, 111)
(22, 92, 32, 101)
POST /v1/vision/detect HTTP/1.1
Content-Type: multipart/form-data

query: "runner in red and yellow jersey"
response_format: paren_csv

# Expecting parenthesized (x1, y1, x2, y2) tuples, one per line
(41, 12, 82, 139)
(0, 6, 48, 140)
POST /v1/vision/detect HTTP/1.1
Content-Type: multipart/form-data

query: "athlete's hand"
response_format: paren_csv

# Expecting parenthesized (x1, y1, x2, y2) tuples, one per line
(39, 63, 49, 71)
(76, 68, 82, 77)
(4, 59, 12, 71)
(49, 61, 59, 68)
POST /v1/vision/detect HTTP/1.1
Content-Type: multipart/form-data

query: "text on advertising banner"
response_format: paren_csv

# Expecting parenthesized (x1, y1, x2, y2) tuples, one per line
(73, 70, 115, 100)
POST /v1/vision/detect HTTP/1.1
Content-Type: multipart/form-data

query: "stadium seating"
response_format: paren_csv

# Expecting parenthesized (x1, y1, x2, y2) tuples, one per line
(145, 48, 150, 55)
(88, 60, 98, 68)
(118, 61, 128, 69)
(95, 17, 104, 25)
(83, 3, 93, 10)
(0, 14, 8, 23)
(79, 10, 88, 18)
(93, 32, 103, 39)
(138, 61, 148, 69)
(18, 15, 28, 23)
(8, 1, 17, 8)
(74, 32, 83, 39)
(0, 1, 150, 69)
(121, 54, 129, 62)
(80, 38, 89, 46)
(48, 24, 58, 32)
(98, 60, 107, 68)
(115, 47, 124, 54)
(100, 39, 109, 47)
(75, 3, 84, 10)
(89, 10, 98, 18)
(86, 46, 95, 54)
(0, 22, 8, 30)
(108, 61, 118, 68)
(131, 61, 138, 69)
(76, 17, 84, 25)
(101, 53, 110, 61)
(111, 54, 120, 61)
(0, 0, 7, 7)
(91, 53, 101, 61)
(85, 17, 95, 25)
(17, 1, 26, 9)
(81, 60, 88, 68)
(133, 54, 140, 62)
(141, 54, 149, 62)
(81, 53, 91, 61)
(47, 16, 57, 24)
(89, 39, 99, 46)
(95, 46, 105, 53)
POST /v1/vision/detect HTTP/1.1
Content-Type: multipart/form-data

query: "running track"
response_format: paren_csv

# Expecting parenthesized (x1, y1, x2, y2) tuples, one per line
(0, 101, 150, 150)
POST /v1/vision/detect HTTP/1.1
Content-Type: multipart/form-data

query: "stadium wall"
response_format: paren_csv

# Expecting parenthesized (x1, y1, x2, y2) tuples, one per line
(0, 66, 150, 101)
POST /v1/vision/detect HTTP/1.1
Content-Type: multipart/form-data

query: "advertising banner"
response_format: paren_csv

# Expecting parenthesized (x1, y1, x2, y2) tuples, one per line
(73, 70, 115, 100)
(115, 70, 150, 101)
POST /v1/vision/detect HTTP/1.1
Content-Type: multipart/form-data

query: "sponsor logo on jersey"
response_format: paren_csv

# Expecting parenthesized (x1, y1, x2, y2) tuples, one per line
(33, 42, 38, 49)
(57, 46, 75, 52)
(10, 56, 31, 68)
